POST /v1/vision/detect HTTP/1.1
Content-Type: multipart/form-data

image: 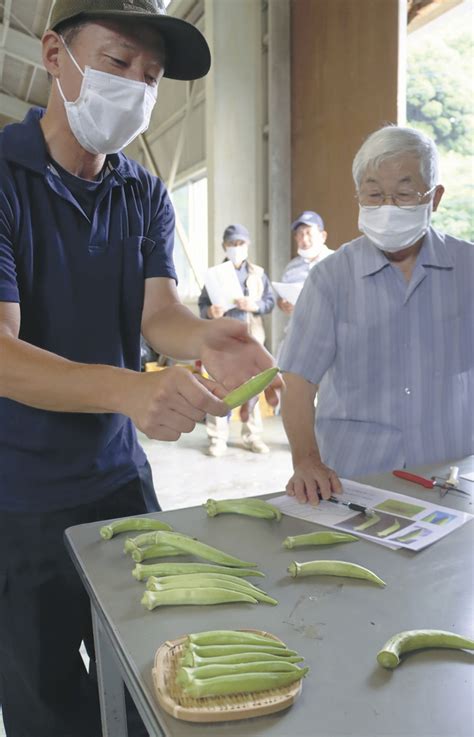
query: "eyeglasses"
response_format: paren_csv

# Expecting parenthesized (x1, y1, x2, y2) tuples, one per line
(357, 185, 436, 210)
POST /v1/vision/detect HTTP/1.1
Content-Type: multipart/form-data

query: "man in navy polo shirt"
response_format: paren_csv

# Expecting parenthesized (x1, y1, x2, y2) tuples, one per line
(0, 2, 279, 735)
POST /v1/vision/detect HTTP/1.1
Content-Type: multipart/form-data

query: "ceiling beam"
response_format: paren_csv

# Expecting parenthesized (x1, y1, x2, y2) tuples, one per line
(0, 92, 31, 120)
(0, 23, 43, 70)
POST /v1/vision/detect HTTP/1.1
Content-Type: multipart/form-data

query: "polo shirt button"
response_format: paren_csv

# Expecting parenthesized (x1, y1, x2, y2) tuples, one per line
(404, 387, 411, 395)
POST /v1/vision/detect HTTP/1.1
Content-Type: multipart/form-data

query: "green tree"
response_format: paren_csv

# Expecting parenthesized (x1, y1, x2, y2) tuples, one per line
(407, 36, 473, 155)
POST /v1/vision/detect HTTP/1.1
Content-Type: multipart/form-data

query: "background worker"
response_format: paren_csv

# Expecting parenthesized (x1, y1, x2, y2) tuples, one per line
(199, 224, 275, 456)
(277, 210, 333, 316)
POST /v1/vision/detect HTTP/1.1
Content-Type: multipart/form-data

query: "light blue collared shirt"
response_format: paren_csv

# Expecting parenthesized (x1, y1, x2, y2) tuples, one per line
(279, 227, 474, 477)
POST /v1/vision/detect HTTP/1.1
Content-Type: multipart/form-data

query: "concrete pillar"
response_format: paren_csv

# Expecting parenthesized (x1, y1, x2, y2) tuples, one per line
(205, 0, 264, 268)
(291, 0, 406, 249)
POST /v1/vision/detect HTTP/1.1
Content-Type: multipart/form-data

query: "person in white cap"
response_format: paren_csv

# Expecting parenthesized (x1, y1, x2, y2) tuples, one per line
(199, 224, 275, 456)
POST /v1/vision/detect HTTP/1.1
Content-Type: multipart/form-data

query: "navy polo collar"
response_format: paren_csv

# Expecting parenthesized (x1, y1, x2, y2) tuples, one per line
(2, 107, 139, 182)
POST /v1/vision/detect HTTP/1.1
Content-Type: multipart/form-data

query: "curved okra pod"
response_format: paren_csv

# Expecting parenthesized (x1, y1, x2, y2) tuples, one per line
(287, 560, 386, 587)
(181, 667, 309, 699)
(187, 629, 286, 648)
(132, 562, 264, 580)
(283, 531, 358, 549)
(141, 587, 258, 610)
(377, 629, 474, 669)
(99, 517, 172, 540)
(222, 367, 279, 409)
(151, 530, 257, 568)
(205, 497, 282, 521)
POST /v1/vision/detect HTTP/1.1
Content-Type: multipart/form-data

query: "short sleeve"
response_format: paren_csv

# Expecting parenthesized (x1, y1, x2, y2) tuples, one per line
(144, 181, 177, 282)
(279, 266, 336, 384)
(0, 180, 20, 303)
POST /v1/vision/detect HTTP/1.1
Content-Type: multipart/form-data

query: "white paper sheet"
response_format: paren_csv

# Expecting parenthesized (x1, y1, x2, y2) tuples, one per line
(271, 478, 473, 552)
(204, 261, 244, 312)
(272, 281, 305, 305)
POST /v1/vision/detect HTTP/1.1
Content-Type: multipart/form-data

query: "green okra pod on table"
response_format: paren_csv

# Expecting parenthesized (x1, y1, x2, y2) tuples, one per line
(141, 587, 258, 610)
(377, 629, 474, 669)
(184, 651, 304, 667)
(128, 543, 187, 562)
(283, 531, 358, 548)
(182, 643, 298, 662)
(287, 559, 386, 586)
(176, 659, 301, 687)
(145, 574, 278, 605)
(150, 530, 258, 568)
(186, 629, 287, 648)
(132, 562, 264, 580)
(205, 497, 282, 520)
(181, 667, 309, 699)
(99, 517, 172, 540)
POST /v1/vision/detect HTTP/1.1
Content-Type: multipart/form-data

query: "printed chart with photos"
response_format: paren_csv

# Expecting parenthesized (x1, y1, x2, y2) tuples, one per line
(271, 479, 473, 551)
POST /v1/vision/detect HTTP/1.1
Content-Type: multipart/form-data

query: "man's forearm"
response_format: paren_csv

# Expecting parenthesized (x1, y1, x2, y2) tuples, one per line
(0, 334, 136, 413)
(142, 302, 208, 360)
(281, 371, 321, 463)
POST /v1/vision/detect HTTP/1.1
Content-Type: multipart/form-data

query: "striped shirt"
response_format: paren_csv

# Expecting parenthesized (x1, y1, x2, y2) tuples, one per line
(279, 227, 474, 477)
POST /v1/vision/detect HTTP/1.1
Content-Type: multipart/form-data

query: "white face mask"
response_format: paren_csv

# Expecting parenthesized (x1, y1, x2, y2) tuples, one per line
(297, 240, 324, 260)
(225, 245, 248, 266)
(57, 37, 157, 155)
(358, 203, 432, 253)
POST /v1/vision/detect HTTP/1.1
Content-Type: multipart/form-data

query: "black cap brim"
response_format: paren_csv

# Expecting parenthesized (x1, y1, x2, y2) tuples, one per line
(53, 11, 211, 81)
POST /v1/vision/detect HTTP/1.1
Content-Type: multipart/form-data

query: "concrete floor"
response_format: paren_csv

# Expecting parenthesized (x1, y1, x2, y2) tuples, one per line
(0, 416, 292, 736)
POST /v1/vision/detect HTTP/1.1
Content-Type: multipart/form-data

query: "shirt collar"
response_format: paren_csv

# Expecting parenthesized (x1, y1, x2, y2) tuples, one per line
(2, 107, 139, 182)
(357, 227, 454, 278)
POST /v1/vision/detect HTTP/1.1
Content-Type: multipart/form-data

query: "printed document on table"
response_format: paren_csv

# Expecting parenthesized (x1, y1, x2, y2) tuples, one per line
(272, 281, 305, 305)
(271, 479, 473, 552)
(204, 261, 244, 312)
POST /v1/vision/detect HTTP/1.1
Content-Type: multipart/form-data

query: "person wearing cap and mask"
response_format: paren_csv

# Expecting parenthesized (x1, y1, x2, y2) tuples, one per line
(0, 3, 280, 736)
(277, 210, 332, 316)
(198, 224, 275, 456)
(280, 125, 473, 506)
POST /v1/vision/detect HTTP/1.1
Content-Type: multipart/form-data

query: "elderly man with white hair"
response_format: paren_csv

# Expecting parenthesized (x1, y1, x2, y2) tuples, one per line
(280, 125, 473, 504)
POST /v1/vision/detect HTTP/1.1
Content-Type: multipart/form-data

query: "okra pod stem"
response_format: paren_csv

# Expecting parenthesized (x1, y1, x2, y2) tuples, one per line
(182, 667, 309, 699)
(283, 531, 358, 548)
(132, 562, 264, 580)
(287, 560, 386, 587)
(151, 530, 257, 568)
(141, 587, 258, 610)
(222, 367, 279, 409)
(205, 497, 282, 521)
(377, 629, 474, 669)
(99, 517, 172, 540)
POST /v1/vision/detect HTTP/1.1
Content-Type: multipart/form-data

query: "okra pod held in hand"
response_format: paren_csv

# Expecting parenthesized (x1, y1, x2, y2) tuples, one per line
(377, 629, 474, 669)
(283, 531, 358, 548)
(99, 517, 172, 540)
(223, 367, 279, 409)
(287, 560, 386, 586)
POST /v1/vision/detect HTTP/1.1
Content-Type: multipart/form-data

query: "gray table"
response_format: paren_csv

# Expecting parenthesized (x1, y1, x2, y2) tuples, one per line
(65, 457, 474, 737)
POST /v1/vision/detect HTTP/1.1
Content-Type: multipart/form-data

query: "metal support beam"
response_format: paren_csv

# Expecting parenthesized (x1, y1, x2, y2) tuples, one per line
(139, 133, 203, 290)
(0, 91, 30, 120)
(166, 80, 197, 192)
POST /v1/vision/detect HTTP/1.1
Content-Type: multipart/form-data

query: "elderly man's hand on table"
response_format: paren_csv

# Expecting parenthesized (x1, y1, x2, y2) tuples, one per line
(286, 455, 342, 504)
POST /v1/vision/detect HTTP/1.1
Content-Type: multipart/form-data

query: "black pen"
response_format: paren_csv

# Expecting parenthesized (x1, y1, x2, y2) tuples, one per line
(318, 494, 375, 516)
